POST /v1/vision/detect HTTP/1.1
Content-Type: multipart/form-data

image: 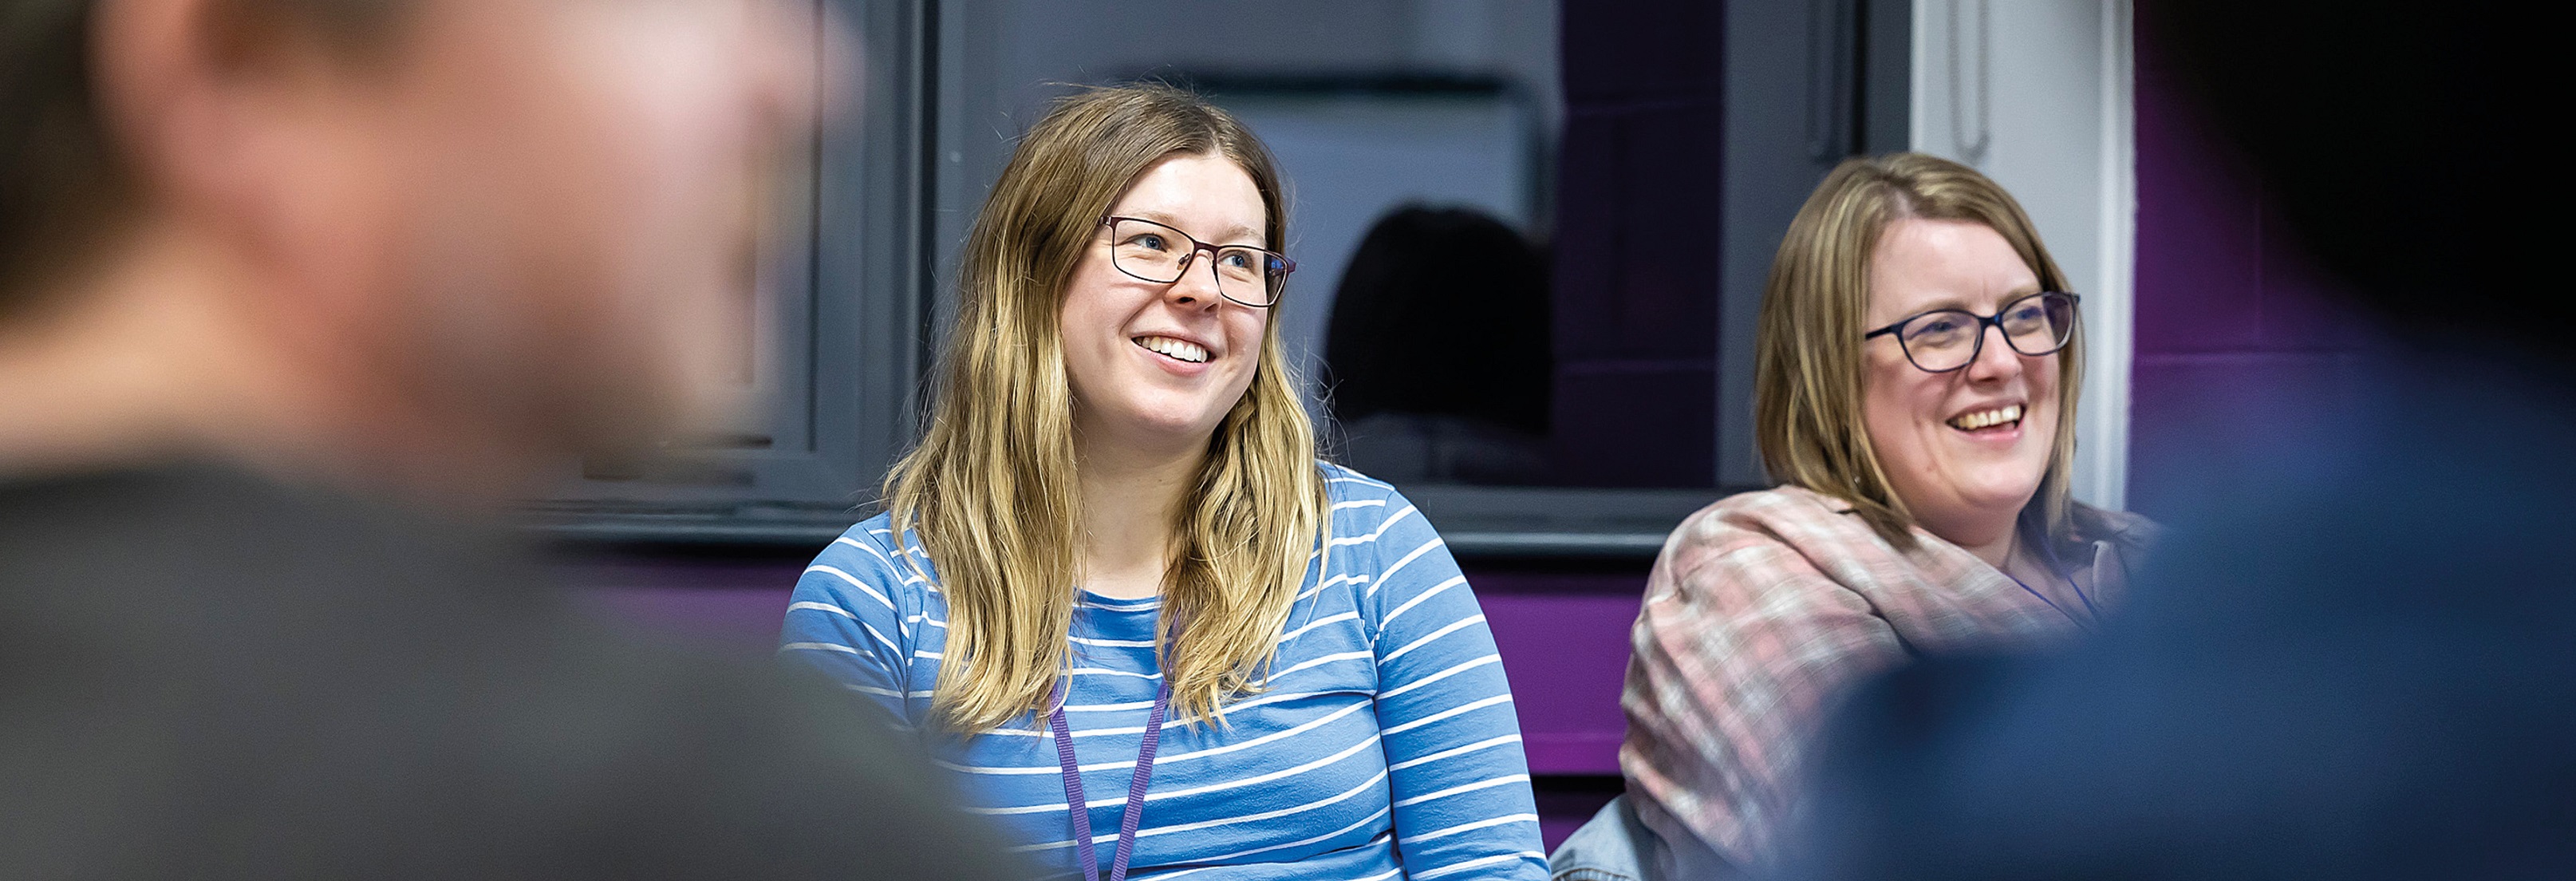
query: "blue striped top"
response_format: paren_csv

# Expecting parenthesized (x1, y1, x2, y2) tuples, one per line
(779, 464, 1548, 879)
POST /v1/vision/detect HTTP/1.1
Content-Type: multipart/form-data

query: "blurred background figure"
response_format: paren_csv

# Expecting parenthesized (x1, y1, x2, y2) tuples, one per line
(1324, 204, 1552, 484)
(1785, 2, 2572, 879)
(0, 0, 1016, 877)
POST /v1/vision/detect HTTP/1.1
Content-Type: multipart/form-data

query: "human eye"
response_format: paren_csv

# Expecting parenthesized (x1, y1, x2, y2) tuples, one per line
(1907, 314, 1966, 339)
(1125, 232, 1170, 251)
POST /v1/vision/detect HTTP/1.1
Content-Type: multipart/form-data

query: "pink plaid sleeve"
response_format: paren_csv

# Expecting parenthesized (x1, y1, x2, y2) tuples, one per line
(1618, 502, 1911, 867)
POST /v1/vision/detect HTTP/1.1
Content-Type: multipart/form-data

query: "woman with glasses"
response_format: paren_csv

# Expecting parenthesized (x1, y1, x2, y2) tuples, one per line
(779, 85, 1547, 880)
(1552, 154, 2156, 881)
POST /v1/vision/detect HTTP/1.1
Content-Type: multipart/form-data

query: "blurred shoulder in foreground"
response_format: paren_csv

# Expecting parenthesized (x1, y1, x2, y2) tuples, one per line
(1793, 357, 2576, 878)
(0, 461, 1020, 879)
(1786, 1, 2573, 877)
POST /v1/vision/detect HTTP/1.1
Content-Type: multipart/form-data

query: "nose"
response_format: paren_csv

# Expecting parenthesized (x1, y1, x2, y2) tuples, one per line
(1165, 251, 1227, 310)
(1963, 321, 2026, 381)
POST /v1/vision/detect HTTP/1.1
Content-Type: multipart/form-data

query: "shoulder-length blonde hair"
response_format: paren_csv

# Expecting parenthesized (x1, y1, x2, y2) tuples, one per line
(883, 84, 1327, 734)
(1754, 152, 2087, 554)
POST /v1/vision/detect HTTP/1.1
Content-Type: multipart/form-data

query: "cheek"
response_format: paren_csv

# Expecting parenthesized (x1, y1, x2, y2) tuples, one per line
(1228, 310, 1269, 369)
(1059, 264, 1118, 335)
(1860, 355, 1939, 452)
(1056, 267, 1130, 377)
(2024, 354, 2064, 443)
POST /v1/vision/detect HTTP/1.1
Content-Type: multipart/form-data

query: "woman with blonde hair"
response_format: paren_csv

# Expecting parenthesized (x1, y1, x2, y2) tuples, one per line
(779, 85, 1546, 880)
(1554, 153, 2156, 881)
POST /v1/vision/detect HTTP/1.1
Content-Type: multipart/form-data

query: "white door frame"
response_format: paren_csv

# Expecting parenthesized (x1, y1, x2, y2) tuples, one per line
(1910, 0, 2136, 510)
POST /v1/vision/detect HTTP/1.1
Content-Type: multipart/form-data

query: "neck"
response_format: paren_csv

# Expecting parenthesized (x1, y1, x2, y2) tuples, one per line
(1921, 504, 2025, 571)
(0, 222, 539, 505)
(1071, 425, 1208, 599)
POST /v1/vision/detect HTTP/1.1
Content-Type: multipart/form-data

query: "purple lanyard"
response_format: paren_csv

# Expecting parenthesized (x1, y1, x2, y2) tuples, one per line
(1047, 679, 1170, 881)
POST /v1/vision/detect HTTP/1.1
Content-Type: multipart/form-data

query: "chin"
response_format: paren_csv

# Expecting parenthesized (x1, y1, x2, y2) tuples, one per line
(1957, 474, 2049, 512)
(1142, 410, 1229, 440)
(1094, 398, 1220, 440)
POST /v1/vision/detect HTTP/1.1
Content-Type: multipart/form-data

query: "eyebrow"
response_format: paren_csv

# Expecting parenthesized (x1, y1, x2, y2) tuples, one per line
(1909, 286, 2046, 314)
(1124, 210, 1264, 247)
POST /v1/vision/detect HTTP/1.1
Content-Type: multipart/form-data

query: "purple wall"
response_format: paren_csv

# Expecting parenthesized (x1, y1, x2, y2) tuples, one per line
(1471, 568, 1641, 776)
(566, 554, 1645, 851)
(2125, 6, 2371, 520)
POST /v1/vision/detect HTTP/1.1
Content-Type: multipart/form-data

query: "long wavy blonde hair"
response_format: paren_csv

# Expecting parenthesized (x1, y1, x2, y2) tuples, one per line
(1754, 152, 2088, 554)
(884, 85, 1327, 734)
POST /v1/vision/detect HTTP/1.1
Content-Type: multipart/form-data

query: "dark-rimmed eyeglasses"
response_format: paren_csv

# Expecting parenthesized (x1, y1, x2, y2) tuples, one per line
(1863, 291, 2081, 373)
(1099, 215, 1296, 308)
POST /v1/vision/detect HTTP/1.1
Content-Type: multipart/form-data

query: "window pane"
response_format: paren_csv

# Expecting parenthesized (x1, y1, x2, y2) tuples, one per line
(946, 0, 1628, 488)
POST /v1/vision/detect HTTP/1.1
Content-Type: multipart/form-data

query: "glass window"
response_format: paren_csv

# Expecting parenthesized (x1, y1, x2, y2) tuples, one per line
(534, 0, 1909, 556)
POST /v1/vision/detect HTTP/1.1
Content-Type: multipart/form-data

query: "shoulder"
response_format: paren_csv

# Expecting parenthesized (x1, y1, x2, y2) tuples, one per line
(2070, 502, 2162, 557)
(1650, 487, 1891, 602)
(1319, 461, 1422, 533)
(1316, 462, 1437, 545)
(1318, 460, 1402, 505)
(1665, 486, 1874, 559)
(811, 512, 904, 567)
(801, 512, 938, 604)
(1314, 462, 1458, 591)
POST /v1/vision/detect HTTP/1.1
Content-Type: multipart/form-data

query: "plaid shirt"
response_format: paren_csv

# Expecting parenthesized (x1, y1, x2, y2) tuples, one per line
(1619, 486, 2154, 870)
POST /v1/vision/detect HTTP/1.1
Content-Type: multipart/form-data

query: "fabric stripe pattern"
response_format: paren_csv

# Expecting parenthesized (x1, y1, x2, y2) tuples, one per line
(781, 463, 1548, 879)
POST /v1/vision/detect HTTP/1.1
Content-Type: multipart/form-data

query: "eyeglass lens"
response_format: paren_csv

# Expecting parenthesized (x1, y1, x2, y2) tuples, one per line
(1899, 292, 2077, 371)
(1107, 218, 1288, 306)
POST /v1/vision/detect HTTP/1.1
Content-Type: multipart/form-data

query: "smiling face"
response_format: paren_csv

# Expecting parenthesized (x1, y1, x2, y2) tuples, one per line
(1059, 152, 1272, 454)
(1860, 218, 2059, 544)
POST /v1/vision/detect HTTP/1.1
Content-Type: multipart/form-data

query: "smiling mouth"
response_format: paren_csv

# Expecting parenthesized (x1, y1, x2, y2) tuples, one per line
(1948, 404, 2023, 433)
(1133, 335, 1209, 364)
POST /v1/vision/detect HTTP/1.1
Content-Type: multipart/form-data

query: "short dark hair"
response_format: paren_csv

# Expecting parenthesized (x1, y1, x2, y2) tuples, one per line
(2, 0, 128, 310)
(1321, 205, 1552, 434)
(0, 0, 404, 316)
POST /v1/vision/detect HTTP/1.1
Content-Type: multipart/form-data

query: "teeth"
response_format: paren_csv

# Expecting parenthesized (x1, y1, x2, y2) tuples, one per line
(1950, 404, 2022, 430)
(1134, 336, 1208, 364)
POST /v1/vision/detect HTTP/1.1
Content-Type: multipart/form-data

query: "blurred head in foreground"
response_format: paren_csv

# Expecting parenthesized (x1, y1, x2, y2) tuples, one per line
(0, 7, 1034, 879)
(0, 0, 813, 497)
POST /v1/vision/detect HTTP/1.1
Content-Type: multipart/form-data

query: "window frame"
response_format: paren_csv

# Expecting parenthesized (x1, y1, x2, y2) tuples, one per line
(527, 0, 1907, 563)
(521, 0, 932, 530)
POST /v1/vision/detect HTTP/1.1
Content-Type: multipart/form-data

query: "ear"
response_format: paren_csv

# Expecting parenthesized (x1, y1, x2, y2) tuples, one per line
(89, 0, 398, 296)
